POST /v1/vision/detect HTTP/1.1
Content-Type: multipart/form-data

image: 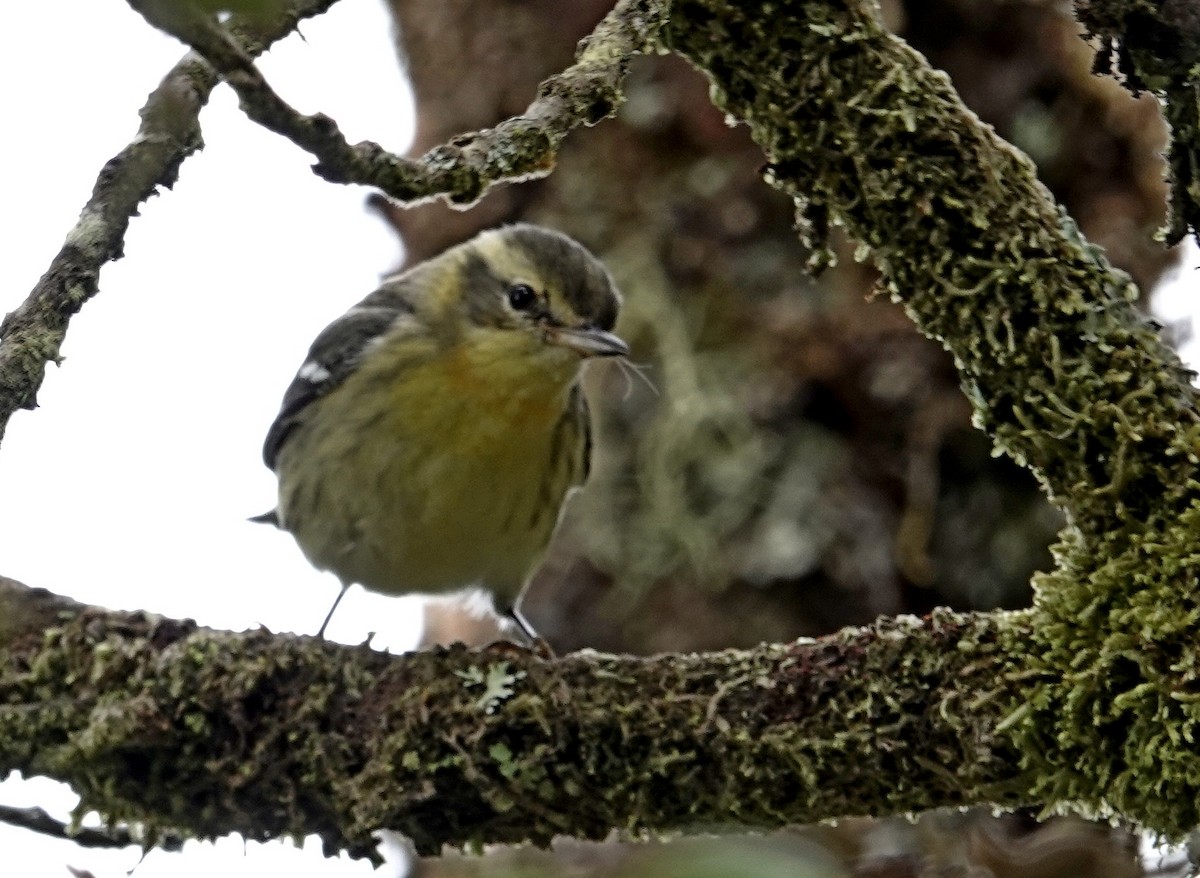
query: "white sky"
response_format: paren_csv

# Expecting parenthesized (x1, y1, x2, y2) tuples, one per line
(1, 0, 420, 875)
(2, 2, 1199, 878)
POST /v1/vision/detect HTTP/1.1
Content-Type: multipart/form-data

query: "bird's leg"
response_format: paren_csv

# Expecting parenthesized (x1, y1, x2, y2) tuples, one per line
(502, 603, 556, 659)
(316, 582, 351, 639)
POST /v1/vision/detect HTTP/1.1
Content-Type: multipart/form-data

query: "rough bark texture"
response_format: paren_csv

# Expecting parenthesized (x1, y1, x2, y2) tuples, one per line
(662, 0, 1200, 838)
(2, 0, 1197, 869)
(0, 578, 1027, 858)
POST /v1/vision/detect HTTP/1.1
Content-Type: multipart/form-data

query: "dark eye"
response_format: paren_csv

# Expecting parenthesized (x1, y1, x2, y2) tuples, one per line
(507, 283, 537, 311)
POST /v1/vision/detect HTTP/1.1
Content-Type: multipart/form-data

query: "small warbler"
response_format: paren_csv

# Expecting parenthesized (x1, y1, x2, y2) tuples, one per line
(256, 224, 627, 640)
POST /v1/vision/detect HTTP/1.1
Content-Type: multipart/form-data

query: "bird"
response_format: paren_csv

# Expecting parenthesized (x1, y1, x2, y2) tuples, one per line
(254, 223, 627, 643)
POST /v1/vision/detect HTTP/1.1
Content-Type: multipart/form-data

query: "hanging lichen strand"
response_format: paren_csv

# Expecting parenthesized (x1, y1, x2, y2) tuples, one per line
(665, 0, 1200, 837)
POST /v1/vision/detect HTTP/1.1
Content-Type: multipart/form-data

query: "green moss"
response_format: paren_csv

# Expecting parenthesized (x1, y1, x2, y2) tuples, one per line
(665, 0, 1200, 837)
(1010, 499, 1200, 835)
(1, 575, 1040, 857)
(4, 0, 1198, 854)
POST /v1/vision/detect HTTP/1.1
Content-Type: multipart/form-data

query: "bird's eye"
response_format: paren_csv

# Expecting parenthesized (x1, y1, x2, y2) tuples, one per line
(507, 283, 537, 311)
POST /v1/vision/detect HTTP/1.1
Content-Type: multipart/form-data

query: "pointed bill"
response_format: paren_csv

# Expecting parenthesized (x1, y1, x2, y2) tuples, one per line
(549, 326, 629, 358)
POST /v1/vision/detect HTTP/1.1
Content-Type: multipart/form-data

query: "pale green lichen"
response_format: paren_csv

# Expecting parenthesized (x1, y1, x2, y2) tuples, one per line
(3, 0, 1198, 855)
(0, 586, 1032, 857)
(455, 662, 527, 714)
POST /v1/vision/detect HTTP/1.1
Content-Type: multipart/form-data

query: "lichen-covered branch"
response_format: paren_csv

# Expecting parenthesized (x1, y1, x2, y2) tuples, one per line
(7, 0, 1200, 856)
(127, 0, 668, 206)
(1078, 0, 1200, 244)
(0, 0, 339, 444)
(0, 578, 1030, 859)
(665, 0, 1200, 839)
(666, 0, 1199, 536)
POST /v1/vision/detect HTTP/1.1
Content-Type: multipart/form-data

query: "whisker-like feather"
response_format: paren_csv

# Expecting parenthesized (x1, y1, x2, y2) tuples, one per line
(615, 357, 660, 400)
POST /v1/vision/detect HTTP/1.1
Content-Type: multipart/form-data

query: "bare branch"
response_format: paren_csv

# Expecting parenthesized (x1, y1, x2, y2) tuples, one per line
(0, 803, 183, 853)
(126, 0, 669, 205)
(0, 0, 340, 443)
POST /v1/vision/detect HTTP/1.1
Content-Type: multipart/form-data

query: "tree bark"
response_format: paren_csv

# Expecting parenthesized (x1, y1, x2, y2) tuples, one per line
(0, 578, 1027, 859)
(3, 0, 1199, 860)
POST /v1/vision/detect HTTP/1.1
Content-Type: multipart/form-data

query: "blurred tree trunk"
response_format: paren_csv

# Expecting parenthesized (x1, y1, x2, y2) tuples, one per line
(382, 0, 1169, 655)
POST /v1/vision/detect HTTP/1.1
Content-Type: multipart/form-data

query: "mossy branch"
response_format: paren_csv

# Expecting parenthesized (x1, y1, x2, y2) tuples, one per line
(126, 0, 668, 206)
(0, 578, 1029, 859)
(665, 0, 1200, 838)
(666, 0, 1199, 536)
(7, 0, 1200, 857)
(0, 0, 340, 444)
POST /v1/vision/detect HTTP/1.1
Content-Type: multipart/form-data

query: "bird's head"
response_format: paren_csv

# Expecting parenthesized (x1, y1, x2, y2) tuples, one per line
(450, 224, 628, 368)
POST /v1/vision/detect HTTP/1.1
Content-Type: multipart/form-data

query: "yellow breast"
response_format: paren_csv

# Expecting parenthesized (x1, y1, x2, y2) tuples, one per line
(276, 325, 587, 604)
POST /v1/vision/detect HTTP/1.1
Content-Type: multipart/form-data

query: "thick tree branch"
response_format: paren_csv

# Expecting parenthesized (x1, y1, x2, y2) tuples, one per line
(0, 578, 1030, 859)
(6, 0, 1200, 858)
(127, 0, 668, 205)
(667, 2, 1200, 534)
(664, 0, 1200, 838)
(0, 0, 339, 444)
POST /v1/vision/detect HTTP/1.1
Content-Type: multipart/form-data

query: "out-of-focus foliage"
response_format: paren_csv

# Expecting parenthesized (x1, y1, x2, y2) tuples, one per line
(416, 813, 1145, 878)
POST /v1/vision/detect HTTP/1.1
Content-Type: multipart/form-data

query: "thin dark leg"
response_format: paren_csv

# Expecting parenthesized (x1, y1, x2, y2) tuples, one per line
(503, 603, 540, 643)
(501, 603, 555, 658)
(316, 582, 351, 639)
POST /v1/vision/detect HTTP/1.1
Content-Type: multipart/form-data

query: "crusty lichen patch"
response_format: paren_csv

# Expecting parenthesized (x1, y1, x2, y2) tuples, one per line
(0, 609, 395, 859)
(287, 610, 1030, 854)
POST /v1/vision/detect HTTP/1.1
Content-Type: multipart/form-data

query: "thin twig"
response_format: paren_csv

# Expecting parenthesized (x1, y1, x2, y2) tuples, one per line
(0, 803, 184, 852)
(0, 0, 340, 443)
(127, 0, 670, 205)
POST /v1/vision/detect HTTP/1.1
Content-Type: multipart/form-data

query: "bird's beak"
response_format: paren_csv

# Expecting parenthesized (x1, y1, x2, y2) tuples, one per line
(548, 325, 629, 358)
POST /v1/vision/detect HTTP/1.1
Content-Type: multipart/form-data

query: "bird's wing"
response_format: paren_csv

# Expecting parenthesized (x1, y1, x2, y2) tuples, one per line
(262, 305, 408, 469)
